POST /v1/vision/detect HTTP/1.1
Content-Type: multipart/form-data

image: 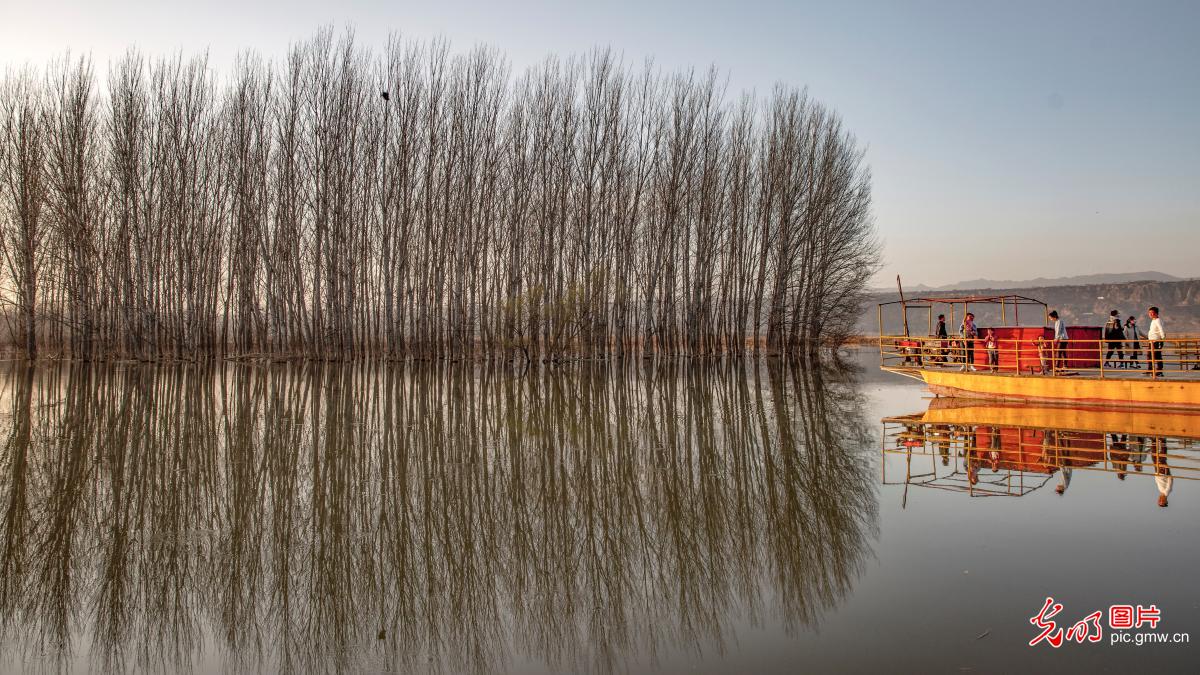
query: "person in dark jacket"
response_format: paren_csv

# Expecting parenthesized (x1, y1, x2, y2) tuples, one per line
(935, 314, 948, 364)
(960, 312, 978, 372)
(1103, 310, 1125, 368)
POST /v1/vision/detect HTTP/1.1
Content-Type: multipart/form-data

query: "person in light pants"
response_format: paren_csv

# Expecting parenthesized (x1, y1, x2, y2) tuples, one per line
(1125, 316, 1141, 369)
(1146, 306, 1165, 378)
(1049, 310, 1068, 373)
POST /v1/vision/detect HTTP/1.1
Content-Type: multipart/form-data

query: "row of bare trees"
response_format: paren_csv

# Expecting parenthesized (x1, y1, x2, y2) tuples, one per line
(0, 29, 878, 362)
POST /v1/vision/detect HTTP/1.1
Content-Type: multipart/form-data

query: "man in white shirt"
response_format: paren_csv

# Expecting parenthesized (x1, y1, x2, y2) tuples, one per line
(1049, 310, 1068, 373)
(1146, 306, 1165, 377)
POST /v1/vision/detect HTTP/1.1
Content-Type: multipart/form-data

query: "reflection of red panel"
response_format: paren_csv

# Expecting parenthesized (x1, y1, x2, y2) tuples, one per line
(969, 426, 1104, 471)
(971, 326, 1103, 372)
(970, 426, 1053, 472)
(977, 426, 995, 449)
(1060, 433, 1105, 467)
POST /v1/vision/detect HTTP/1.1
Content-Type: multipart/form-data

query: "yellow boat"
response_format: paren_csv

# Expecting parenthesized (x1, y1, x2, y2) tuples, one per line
(878, 293, 1200, 410)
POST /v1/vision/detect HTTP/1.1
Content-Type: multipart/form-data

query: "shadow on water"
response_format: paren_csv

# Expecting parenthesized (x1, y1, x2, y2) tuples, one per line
(0, 359, 877, 673)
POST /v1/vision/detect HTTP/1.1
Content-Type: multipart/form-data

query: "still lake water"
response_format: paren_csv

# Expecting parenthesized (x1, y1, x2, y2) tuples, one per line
(0, 349, 1194, 673)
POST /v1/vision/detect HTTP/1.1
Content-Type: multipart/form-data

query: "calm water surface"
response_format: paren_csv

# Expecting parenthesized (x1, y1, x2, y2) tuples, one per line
(0, 349, 1194, 673)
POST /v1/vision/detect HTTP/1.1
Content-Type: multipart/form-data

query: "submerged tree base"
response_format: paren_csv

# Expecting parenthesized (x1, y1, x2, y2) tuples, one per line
(0, 326, 841, 363)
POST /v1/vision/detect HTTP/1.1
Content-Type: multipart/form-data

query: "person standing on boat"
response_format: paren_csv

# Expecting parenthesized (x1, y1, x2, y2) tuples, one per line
(1104, 310, 1125, 368)
(1049, 310, 1068, 373)
(984, 328, 999, 371)
(1146, 306, 1165, 377)
(959, 312, 978, 371)
(935, 314, 949, 364)
(1125, 316, 1142, 369)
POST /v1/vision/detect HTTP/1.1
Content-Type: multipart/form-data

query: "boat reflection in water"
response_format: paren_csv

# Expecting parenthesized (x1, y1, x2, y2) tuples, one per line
(883, 399, 1200, 503)
(0, 361, 875, 673)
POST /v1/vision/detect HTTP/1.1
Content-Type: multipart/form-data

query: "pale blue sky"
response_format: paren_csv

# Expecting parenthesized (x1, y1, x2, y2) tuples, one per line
(3, 0, 1197, 286)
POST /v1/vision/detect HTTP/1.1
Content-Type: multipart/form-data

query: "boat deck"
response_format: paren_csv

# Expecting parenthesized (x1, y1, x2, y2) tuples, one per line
(885, 360, 1200, 381)
(882, 333, 1200, 382)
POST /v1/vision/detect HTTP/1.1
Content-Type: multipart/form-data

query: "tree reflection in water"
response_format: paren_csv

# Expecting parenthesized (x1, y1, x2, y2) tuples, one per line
(0, 360, 876, 673)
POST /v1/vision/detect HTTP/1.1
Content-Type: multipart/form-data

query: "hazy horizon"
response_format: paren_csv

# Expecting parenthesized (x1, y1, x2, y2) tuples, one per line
(876, 269, 1193, 290)
(3, 0, 1197, 287)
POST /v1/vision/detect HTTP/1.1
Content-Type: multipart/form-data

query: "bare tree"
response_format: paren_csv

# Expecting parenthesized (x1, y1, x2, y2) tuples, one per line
(0, 32, 878, 362)
(0, 70, 49, 358)
(44, 55, 103, 360)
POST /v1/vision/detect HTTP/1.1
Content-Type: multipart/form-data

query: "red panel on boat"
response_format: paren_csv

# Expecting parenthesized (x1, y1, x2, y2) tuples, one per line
(966, 325, 1103, 372)
(1062, 326, 1103, 370)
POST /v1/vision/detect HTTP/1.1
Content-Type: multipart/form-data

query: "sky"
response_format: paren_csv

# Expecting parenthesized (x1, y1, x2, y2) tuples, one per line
(2, 0, 1197, 287)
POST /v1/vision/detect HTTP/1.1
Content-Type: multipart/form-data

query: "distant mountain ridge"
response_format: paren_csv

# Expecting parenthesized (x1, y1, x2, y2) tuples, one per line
(879, 271, 1185, 293)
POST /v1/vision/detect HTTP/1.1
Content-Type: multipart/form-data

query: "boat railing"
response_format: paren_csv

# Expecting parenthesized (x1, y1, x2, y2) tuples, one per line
(880, 334, 1200, 379)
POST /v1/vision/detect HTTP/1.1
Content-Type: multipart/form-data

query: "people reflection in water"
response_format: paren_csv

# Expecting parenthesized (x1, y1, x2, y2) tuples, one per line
(889, 408, 1194, 507)
(0, 360, 877, 673)
(1130, 436, 1148, 473)
(988, 427, 1001, 471)
(1055, 467, 1073, 495)
(1152, 437, 1172, 508)
(933, 424, 951, 466)
(1109, 433, 1130, 480)
(1042, 430, 1071, 496)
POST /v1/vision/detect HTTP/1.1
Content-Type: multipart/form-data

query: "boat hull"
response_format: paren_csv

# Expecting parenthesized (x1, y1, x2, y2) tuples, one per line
(914, 369, 1200, 411)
